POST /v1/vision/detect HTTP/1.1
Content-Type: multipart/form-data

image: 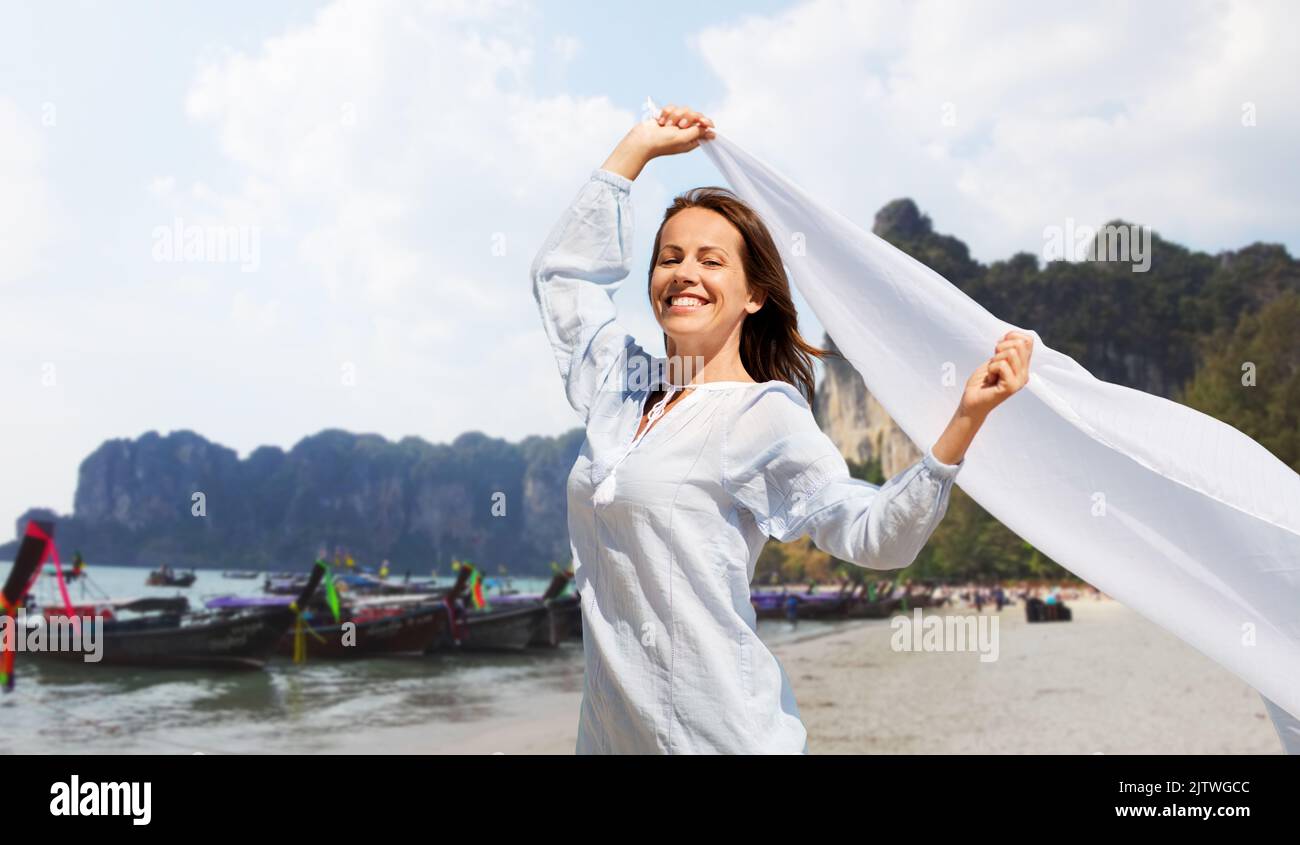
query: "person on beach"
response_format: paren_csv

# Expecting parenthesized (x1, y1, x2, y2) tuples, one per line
(531, 103, 1034, 754)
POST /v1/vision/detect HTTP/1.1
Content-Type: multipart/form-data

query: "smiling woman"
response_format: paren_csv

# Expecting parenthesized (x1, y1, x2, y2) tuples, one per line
(645, 187, 830, 401)
(530, 102, 1032, 754)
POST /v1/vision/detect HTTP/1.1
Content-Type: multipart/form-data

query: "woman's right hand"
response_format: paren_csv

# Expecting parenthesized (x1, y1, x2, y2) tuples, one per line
(602, 103, 716, 181)
(637, 103, 716, 158)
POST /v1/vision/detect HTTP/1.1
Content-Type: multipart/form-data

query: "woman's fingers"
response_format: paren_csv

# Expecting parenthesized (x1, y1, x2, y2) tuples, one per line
(993, 345, 1024, 377)
(985, 353, 1020, 386)
(644, 105, 716, 155)
(676, 107, 704, 127)
(991, 349, 1023, 378)
(992, 359, 1016, 388)
(995, 335, 1033, 356)
(998, 333, 1034, 359)
(658, 103, 713, 130)
(994, 332, 1033, 377)
(963, 332, 1033, 416)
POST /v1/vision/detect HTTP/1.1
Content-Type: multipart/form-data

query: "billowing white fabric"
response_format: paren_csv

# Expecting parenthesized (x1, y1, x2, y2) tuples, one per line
(680, 99, 1300, 745)
(1263, 696, 1300, 753)
(531, 167, 964, 754)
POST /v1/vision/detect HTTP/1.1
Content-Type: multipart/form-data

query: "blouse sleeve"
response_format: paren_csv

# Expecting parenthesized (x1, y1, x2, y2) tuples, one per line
(530, 168, 643, 425)
(722, 383, 964, 571)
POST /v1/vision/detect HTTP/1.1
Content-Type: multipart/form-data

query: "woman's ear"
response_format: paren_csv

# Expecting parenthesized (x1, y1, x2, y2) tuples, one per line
(745, 286, 766, 314)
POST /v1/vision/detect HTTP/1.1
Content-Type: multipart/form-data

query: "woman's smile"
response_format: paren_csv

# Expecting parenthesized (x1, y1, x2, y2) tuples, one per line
(665, 292, 712, 314)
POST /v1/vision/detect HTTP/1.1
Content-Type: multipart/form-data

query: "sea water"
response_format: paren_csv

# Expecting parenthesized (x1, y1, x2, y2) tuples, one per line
(0, 563, 845, 753)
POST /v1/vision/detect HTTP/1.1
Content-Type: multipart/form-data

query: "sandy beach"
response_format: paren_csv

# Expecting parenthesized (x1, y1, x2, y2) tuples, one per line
(421, 598, 1283, 754)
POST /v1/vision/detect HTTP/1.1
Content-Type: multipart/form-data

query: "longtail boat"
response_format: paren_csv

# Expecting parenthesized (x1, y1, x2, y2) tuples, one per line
(15, 525, 328, 671)
(453, 603, 545, 651)
(844, 580, 904, 618)
(845, 595, 903, 619)
(424, 564, 544, 652)
(281, 603, 450, 657)
(264, 570, 442, 597)
(751, 583, 856, 620)
(34, 605, 301, 669)
(218, 565, 454, 660)
(480, 572, 581, 647)
(145, 567, 197, 587)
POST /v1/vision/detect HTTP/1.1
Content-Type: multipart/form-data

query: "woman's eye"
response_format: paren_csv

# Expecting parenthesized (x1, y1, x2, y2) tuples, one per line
(659, 258, 721, 267)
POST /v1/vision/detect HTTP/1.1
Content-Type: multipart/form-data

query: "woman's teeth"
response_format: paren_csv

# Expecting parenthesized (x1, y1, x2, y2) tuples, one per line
(670, 296, 708, 308)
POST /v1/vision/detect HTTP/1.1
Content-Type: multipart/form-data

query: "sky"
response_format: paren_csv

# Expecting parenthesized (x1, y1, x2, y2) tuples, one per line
(2, 0, 1298, 531)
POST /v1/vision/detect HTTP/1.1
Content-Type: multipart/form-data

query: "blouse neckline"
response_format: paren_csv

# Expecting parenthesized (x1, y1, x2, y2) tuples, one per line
(651, 379, 784, 391)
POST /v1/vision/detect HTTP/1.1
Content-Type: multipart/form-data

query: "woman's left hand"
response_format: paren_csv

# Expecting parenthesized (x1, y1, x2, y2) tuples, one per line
(958, 330, 1034, 419)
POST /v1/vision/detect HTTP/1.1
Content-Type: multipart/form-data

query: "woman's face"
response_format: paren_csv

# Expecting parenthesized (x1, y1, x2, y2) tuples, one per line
(650, 207, 764, 352)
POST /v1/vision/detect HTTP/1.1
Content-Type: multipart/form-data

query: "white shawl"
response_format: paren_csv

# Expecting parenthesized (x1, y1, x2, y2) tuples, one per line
(649, 98, 1300, 749)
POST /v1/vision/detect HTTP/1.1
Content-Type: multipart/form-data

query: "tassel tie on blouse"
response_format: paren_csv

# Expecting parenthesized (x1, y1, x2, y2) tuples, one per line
(591, 386, 681, 506)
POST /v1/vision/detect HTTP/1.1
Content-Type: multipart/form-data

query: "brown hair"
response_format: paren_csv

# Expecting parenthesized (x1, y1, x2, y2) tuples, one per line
(648, 186, 834, 405)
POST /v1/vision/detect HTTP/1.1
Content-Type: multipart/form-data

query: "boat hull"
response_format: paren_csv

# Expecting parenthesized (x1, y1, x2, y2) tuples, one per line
(146, 573, 196, 587)
(276, 605, 448, 658)
(431, 604, 545, 652)
(845, 597, 903, 619)
(27, 609, 295, 670)
(541, 596, 582, 646)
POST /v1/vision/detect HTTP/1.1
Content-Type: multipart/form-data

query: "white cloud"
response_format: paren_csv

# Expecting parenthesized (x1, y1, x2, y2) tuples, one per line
(0, 97, 55, 285)
(171, 0, 646, 446)
(694, 0, 1300, 261)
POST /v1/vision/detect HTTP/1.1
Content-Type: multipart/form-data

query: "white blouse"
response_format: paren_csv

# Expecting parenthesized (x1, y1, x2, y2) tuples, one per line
(531, 167, 965, 754)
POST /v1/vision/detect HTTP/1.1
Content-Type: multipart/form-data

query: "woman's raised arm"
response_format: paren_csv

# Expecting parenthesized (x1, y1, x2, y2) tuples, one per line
(530, 167, 640, 424)
(530, 105, 716, 424)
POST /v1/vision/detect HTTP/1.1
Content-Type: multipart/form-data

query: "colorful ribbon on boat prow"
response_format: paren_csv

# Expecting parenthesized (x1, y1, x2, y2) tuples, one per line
(2, 520, 59, 691)
(469, 566, 487, 611)
(450, 559, 487, 611)
(30, 522, 76, 623)
(288, 560, 330, 665)
(0, 594, 15, 691)
(443, 561, 475, 644)
(321, 559, 341, 624)
(546, 561, 573, 598)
